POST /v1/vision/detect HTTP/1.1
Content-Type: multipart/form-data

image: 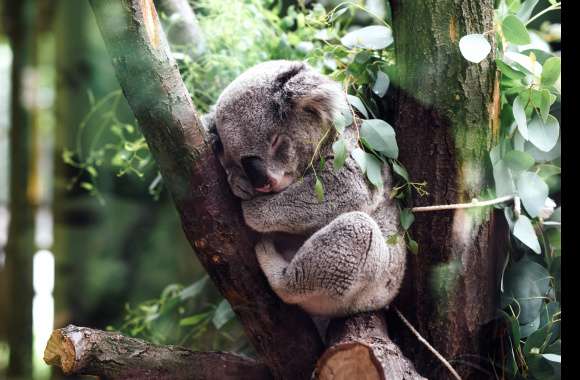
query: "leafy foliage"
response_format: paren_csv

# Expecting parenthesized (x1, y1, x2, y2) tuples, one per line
(111, 276, 251, 353)
(461, 1, 561, 378)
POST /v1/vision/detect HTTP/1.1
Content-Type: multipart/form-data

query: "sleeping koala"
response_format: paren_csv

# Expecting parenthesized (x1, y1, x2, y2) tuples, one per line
(203, 60, 406, 317)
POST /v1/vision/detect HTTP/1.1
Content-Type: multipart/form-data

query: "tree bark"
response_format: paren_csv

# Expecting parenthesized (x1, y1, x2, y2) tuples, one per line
(87, 0, 323, 378)
(316, 312, 426, 380)
(44, 325, 272, 380)
(389, 1, 501, 378)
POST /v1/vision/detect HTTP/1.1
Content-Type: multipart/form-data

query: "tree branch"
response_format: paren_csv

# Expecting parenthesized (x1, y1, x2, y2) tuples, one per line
(316, 312, 427, 380)
(44, 325, 271, 380)
(86, 1, 323, 378)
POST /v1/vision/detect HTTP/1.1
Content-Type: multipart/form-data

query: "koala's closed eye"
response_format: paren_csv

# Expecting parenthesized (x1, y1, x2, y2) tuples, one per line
(272, 135, 291, 161)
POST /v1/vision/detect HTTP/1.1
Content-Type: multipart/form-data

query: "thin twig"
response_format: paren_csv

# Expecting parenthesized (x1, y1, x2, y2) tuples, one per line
(411, 195, 515, 213)
(394, 307, 462, 380)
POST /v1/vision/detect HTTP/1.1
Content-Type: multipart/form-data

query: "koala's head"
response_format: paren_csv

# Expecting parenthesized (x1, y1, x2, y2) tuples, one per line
(206, 60, 346, 200)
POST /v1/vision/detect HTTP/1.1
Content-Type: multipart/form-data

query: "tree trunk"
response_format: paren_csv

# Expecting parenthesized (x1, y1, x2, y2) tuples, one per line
(87, 1, 324, 378)
(44, 325, 272, 380)
(389, 1, 502, 378)
(3, 0, 39, 377)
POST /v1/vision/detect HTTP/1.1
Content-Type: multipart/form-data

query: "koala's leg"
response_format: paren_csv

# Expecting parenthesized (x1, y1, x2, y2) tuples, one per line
(256, 211, 405, 317)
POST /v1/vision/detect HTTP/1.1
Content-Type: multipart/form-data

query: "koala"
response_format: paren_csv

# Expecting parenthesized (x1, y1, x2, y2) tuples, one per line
(203, 60, 406, 317)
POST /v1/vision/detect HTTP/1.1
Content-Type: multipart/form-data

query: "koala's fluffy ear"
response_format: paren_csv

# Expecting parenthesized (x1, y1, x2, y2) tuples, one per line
(201, 109, 223, 155)
(273, 62, 346, 126)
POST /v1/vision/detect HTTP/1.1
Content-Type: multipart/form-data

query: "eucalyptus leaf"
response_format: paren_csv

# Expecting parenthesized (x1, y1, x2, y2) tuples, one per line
(351, 147, 368, 172)
(340, 25, 393, 50)
(212, 299, 235, 329)
(517, 171, 548, 218)
(315, 177, 324, 202)
(496, 59, 527, 80)
(333, 114, 346, 134)
(513, 95, 529, 140)
(408, 239, 419, 254)
(513, 215, 541, 253)
(400, 208, 415, 230)
(360, 119, 398, 159)
(372, 71, 390, 97)
(332, 139, 348, 170)
(503, 256, 549, 325)
(516, 0, 539, 22)
(347, 95, 369, 118)
(459, 34, 491, 63)
(365, 154, 383, 188)
(528, 115, 559, 152)
(541, 57, 561, 87)
(493, 160, 516, 197)
(504, 150, 535, 171)
(503, 15, 531, 45)
(391, 161, 409, 181)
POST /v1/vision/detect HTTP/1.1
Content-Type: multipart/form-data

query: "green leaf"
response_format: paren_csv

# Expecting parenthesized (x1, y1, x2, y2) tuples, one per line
(517, 171, 548, 218)
(212, 299, 235, 329)
(351, 148, 367, 173)
(512, 95, 529, 140)
(314, 177, 324, 202)
(354, 50, 371, 64)
(516, 0, 539, 22)
(341, 108, 354, 126)
(372, 71, 390, 98)
(503, 256, 550, 324)
(528, 115, 560, 152)
(407, 239, 419, 254)
(504, 150, 535, 171)
(513, 215, 541, 253)
(496, 59, 527, 80)
(541, 57, 561, 87)
(400, 208, 415, 230)
(533, 89, 552, 122)
(391, 161, 409, 181)
(365, 154, 383, 188)
(536, 164, 561, 179)
(360, 119, 398, 159)
(80, 182, 94, 191)
(347, 95, 369, 118)
(179, 276, 208, 301)
(180, 312, 210, 327)
(386, 235, 399, 245)
(502, 15, 531, 45)
(333, 114, 346, 134)
(340, 25, 393, 50)
(493, 160, 516, 197)
(332, 139, 348, 170)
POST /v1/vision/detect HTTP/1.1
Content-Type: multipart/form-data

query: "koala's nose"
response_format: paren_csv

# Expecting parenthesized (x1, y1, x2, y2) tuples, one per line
(241, 156, 269, 189)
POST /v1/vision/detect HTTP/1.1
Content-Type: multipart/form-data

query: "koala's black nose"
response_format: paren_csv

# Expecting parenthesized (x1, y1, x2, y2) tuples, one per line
(241, 156, 269, 188)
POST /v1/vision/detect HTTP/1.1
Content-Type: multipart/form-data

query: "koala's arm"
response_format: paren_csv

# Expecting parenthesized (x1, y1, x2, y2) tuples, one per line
(242, 157, 382, 234)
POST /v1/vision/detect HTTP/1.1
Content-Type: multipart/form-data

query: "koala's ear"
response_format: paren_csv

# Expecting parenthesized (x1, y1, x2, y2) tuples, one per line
(201, 109, 223, 155)
(273, 62, 345, 125)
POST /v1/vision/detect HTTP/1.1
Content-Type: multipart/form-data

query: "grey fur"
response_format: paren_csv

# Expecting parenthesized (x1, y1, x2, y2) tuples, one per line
(205, 60, 406, 317)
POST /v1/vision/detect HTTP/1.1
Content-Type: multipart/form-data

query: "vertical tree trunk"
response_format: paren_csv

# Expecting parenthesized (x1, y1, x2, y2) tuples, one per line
(389, 1, 501, 379)
(3, 0, 39, 377)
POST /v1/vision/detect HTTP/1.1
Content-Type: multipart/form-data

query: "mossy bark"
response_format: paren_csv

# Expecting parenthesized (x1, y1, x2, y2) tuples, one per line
(389, 1, 503, 378)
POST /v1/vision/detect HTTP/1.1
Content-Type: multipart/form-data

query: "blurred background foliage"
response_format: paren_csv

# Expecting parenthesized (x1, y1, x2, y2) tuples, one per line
(0, 0, 560, 379)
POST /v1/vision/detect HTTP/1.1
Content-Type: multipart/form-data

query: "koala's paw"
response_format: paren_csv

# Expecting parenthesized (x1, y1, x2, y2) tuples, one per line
(227, 172, 255, 200)
(255, 237, 277, 271)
